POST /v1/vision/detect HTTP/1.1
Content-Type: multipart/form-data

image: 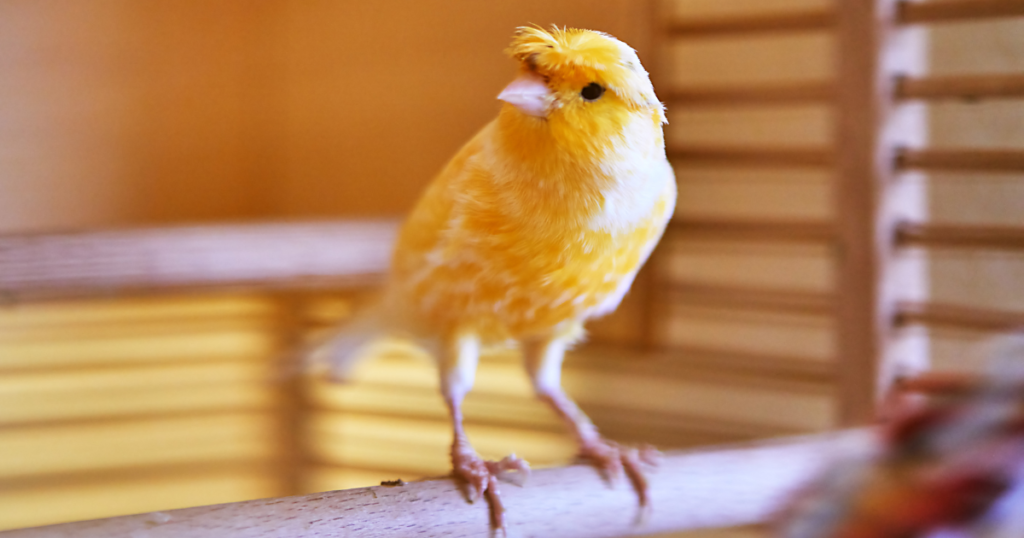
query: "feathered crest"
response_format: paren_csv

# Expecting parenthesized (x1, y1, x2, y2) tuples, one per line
(506, 25, 665, 122)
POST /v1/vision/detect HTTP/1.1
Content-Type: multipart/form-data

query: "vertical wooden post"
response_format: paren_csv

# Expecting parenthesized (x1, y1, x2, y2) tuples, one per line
(834, 0, 929, 425)
(640, 0, 669, 351)
(272, 292, 309, 496)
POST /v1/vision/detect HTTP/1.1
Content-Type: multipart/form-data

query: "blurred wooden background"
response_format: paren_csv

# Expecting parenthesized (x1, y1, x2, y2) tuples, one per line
(1, 0, 1023, 534)
(0, 0, 652, 230)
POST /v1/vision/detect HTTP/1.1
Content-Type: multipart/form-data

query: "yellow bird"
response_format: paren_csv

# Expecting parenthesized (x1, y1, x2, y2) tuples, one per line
(316, 25, 675, 529)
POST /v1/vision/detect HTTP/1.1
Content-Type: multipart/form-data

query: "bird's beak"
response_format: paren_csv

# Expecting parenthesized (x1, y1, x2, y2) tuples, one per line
(497, 72, 550, 117)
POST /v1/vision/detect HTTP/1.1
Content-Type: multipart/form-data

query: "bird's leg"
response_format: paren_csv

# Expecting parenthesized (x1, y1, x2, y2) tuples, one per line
(523, 337, 659, 509)
(440, 335, 529, 532)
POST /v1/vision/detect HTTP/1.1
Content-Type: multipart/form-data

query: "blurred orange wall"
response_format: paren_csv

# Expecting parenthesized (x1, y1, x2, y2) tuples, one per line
(0, 0, 653, 233)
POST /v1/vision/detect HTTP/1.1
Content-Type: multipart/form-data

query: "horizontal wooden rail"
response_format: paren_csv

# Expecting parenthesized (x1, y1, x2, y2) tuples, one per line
(897, 222, 1024, 251)
(666, 81, 834, 105)
(666, 7, 836, 36)
(897, 73, 1024, 101)
(668, 218, 836, 243)
(578, 344, 835, 384)
(896, 148, 1024, 172)
(668, 145, 834, 168)
(668, 282, 833, 317)
(0, 220, 400, 302)
(0, 430, 872, 538)
(898, 0, 1024, 24)
(896, 301, 1024, 332)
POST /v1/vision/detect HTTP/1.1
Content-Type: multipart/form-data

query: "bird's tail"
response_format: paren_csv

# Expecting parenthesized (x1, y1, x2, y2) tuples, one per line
(304, 304, 388, 382)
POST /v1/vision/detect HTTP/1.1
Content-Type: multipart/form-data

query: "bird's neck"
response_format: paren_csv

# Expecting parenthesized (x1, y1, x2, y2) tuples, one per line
(486, 107, 665, 232)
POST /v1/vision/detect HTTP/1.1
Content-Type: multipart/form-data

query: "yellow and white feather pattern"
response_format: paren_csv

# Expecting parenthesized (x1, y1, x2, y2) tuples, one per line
(383, 26, 676, 346)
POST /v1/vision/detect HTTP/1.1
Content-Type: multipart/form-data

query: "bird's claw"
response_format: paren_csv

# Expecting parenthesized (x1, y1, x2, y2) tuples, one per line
(578, 439, 660, 515)
(451, 446, 531, 533)
(487, 454, 531, 486)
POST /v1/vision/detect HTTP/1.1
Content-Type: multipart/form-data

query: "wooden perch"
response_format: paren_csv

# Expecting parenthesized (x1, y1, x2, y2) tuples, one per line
(0, 430, 872, 538)
(0, 220, 400, 301)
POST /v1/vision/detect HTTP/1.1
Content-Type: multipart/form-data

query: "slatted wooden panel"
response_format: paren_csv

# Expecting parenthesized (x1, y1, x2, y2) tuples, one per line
(0, 295, 285, 530)
(655, 0, 1024, 432)
(652, 0, 842, 458)
(901, 3, 1024, 373)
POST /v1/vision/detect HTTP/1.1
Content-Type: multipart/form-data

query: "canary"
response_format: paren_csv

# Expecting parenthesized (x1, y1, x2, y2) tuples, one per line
(316, 25, 675, 530)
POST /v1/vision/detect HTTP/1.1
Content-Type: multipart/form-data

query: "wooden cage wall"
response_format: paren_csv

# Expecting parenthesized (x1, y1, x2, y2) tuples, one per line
(1, 0, 1023, 534)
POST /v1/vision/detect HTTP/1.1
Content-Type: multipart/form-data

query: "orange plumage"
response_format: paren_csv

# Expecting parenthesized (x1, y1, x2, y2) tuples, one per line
(318, 26, 675, 531)
(387, 26, 673, 344)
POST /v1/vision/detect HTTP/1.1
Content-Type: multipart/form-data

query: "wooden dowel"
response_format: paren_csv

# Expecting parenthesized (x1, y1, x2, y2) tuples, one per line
(0, 430, 873, 538)
(898, 0, 1024, 24)
(896, 73, 1024, 101)
(577, 343, 835, 383)
(896, 301, 1024, 332)
(0, 220, 400, 302)
(897, 222, 1024, 251)
(668, 218, 836, 243)
(668, 282, 833, 316)
(666, 8, 836, 36)
(667, 145, 834, 168)
(896, 148, 1024, 172)
(666, 82, 834, 105)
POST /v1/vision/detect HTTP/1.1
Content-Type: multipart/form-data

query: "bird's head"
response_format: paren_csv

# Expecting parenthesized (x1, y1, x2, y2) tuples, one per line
(497, 26, 665, 152)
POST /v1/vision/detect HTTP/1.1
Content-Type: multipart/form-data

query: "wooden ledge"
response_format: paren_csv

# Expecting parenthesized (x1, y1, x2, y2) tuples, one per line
(0, 431, 872, 538)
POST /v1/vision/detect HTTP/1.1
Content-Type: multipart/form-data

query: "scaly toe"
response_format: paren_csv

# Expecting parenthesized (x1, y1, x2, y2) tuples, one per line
(487, 453, 531, 487)
(452, 452, 491, 503)
(579, 439, 626, 484)
(450, 450, 531, 534)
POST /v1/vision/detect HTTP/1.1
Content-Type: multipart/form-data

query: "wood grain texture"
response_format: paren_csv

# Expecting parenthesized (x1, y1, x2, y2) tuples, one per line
(898, 0, 1024, 24)
(897, 148, 1024, 172)
(666, 81, 834, 105)
(668, 218, 836, 243)
(664, 32, 833, 87)
(897, 222, 1024, 250)
(668, 283, 833, 317)
(833, 0, 906, 425)
(896, 301, 1024, 331)
(897, 73, 1024, 101)
(667, 146, 834, 167)
(0, 430, 873, 538)
(666, 7, 835, 36)
(0, 220, 399, 301)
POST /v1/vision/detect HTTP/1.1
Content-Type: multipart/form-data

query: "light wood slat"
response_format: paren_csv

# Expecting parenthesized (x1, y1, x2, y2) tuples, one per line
(667, 282, 833, 317)
(0, 220, 399, 301)
(0, 460, 276, 492)
(897, 148, 1024, 172)
(668, 145, 834, 167)
(897, 222, 1024, 250)
(897, 73, 1024, 100)
(898, 0, 1024, 24)
(580, 403, 805, 447)
(666, 81, 834, 104)
(1, 404, 277, 430)
(668, 218, 836, 243)
(576, 344, 835, 384)
(666, 7, 836, 36)
(896, 301, 1024, 331)
(0, 430, 874, 538)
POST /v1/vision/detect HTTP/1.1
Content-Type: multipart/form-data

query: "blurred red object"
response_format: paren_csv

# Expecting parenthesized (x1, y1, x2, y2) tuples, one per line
(777, 335, 1024, 538)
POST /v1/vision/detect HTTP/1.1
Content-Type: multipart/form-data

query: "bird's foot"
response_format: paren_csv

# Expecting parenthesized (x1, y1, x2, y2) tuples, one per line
(578, 438, 660, 518)
(451, 444, 530, 533)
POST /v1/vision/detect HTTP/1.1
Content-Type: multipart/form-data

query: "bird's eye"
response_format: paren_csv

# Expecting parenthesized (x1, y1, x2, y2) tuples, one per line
(581, 83, 605, 101)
